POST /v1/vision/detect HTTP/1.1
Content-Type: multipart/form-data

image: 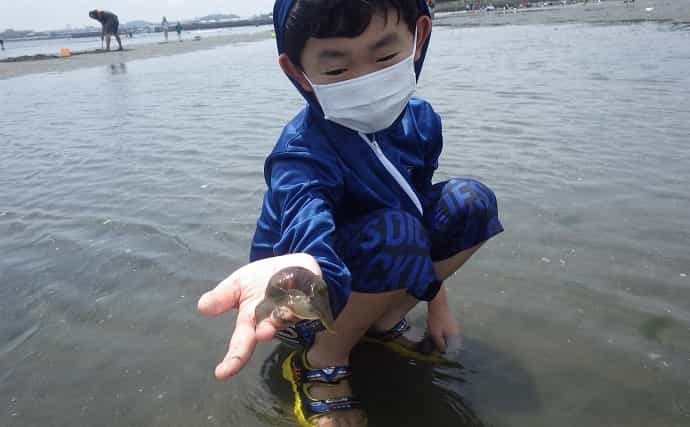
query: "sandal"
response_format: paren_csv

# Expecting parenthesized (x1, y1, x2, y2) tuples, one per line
(282, 349, 366, 427)
(363, 318, 449, 364)
(276, 319, 324, 349)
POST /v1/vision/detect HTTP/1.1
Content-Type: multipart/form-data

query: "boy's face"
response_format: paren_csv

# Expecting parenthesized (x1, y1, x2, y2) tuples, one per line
(280, 8, 431, 90)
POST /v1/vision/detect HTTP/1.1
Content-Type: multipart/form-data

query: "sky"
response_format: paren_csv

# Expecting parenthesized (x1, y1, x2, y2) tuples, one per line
(0, 0, 276, 32)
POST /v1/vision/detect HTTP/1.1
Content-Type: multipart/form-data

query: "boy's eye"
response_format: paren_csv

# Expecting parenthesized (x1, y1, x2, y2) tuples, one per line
(324, 68, 347, 76)
(377, 52, 399, 63)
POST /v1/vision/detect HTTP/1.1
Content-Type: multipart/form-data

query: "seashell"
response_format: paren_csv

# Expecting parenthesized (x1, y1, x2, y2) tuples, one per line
(255, 267, 335, 332)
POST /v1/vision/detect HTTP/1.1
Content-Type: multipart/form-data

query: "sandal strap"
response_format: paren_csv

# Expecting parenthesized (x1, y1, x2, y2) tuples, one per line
(307, 396, 362, 415)
(277, 319, 325, 348)
(365, 318, 411, 341)
(296, 351, 352, 384)
(303, 365, 352, 383)
(283, 350, 362, 425)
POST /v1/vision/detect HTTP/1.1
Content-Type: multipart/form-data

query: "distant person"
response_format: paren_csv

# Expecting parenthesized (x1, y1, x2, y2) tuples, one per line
(88, 9, 123, 51)
(0, 39, 4, 51)
(176, 21, 183, 42)
(162, 17, 169, 42)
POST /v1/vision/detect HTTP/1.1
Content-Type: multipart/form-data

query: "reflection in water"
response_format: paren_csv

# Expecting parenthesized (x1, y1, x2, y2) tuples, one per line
(258, 338, 539, 427)
(2, 19, 690, 427)
(108, 63, 127, 75)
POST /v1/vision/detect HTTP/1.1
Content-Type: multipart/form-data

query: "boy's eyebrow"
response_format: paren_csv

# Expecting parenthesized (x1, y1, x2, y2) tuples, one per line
(369, 33, 400, 50)
(317, 49, 347, 60)
(315, 33, 402, 61)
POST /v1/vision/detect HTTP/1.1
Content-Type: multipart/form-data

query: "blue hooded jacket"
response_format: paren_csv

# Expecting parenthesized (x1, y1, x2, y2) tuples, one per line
(250, 0, 442, 312)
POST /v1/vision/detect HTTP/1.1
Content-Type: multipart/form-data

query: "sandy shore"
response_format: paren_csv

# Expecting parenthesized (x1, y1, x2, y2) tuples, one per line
(0, 31, 273, 80)
(436, 0, 689, 28)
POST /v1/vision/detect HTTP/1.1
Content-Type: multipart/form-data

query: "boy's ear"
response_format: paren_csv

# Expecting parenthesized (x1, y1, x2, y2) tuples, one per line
(414, 15, 433, 62)
(278, 54, 313, 93)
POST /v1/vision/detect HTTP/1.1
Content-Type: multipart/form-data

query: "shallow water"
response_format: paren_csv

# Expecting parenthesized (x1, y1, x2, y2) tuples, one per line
(1, 19, 690, 427)
(0, 25, 272, 60)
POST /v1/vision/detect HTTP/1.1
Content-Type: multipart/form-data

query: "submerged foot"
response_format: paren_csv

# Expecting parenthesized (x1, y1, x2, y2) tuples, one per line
(365, 319, 450, 364)
(282, 350, 367, 427)
(308, 380, 366, 427)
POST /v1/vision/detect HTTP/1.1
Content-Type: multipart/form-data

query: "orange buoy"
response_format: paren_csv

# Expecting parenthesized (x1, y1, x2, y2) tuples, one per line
(60, 48, 72, 57)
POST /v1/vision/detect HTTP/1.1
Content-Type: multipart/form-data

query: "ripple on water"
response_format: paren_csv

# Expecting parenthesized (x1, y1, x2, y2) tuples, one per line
(1, 324, 40, 358)
(1, 19, 690, 427)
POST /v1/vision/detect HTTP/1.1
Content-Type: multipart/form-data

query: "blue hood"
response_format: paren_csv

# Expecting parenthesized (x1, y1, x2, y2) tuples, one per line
(273, 0, 432, 117)
(251, 1, 443, 316)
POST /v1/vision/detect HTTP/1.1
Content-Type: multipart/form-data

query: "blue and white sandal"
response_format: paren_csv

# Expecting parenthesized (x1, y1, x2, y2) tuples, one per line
(282, 349, 365, 427)
(363, 318, 449, 364)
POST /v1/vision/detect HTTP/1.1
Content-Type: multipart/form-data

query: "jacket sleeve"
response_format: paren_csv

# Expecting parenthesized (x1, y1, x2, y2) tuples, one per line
(413, 107, 443, 214)
(266, 149, 351, 313)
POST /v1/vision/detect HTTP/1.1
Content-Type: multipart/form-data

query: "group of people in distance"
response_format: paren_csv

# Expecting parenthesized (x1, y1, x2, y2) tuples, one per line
(160, 17, 184, 42)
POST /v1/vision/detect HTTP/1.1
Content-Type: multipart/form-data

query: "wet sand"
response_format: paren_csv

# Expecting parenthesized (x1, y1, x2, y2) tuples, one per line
(0, 31, 273, 80)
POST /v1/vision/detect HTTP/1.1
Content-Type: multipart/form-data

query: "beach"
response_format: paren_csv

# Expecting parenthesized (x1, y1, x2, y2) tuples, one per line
(2, 1, 690, 426)
(0, 30, 273, 80)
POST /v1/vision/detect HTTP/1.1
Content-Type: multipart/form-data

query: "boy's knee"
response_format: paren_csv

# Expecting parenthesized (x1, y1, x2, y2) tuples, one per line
(435, 178, 499, 231)
(429, 178, 504, 261)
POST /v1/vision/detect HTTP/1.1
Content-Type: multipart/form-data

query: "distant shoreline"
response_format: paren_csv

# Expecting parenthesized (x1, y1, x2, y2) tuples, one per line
(0, 31, 273, 80)
(435, 0, 689, 28)
(2, 0, 687, 80)
(0, 16, 273, 43)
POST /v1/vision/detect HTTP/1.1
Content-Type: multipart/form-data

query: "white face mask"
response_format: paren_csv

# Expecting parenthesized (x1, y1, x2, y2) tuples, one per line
(306, 31, 419, 134)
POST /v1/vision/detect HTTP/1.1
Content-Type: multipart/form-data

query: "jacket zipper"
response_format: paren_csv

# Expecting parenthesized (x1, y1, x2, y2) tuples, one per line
(359, 133, 423, 215)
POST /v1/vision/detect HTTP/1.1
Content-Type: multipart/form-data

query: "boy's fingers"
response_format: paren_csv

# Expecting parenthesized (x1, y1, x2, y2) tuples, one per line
(430, 331, 447, 353)
(254, 308, 302, 341)
(255, 319, 280, 342)
(271, 306, 301, 325)
(198, 275, 242, 317)
(215, 309, 257, 379)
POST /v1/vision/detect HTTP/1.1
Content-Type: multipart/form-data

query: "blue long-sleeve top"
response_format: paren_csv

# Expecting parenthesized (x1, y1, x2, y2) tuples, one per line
(250, 0, 440, 312)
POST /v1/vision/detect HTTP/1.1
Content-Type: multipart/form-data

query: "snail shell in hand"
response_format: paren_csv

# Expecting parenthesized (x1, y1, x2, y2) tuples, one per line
(254, 267, 335, 333)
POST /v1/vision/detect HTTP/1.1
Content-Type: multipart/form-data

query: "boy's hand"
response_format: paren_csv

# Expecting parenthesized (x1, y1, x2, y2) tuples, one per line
(427, 287, 462, 353)
(197, 253, 321, 380)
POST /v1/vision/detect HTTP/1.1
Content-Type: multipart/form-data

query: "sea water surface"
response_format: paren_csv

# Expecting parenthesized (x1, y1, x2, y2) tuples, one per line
(0, 25, 272, 60)
(1, 19, 690, 427)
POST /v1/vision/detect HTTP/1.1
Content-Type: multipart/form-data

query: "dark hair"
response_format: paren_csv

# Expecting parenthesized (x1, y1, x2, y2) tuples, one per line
(284, 0, 420, 67)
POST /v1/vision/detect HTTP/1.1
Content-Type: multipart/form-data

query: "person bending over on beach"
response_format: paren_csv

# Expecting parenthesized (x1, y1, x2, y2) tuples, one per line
(198, 1, 503, 426)
(88, 9, 123, 51)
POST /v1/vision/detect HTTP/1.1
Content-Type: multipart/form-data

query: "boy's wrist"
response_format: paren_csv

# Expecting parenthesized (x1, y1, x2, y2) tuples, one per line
(428, 285, 448, 312)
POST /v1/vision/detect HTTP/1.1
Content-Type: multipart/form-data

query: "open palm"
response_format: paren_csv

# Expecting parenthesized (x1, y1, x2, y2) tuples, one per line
(197, 253, 321, 379)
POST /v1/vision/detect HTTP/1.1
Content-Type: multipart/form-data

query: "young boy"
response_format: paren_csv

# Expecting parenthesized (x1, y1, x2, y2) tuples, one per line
(198, 1, 503, 426)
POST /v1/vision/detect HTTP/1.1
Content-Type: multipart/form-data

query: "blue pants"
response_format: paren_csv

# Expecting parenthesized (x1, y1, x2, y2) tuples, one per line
(278, 178, 503, 347)
(333, 178, 504, 315)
